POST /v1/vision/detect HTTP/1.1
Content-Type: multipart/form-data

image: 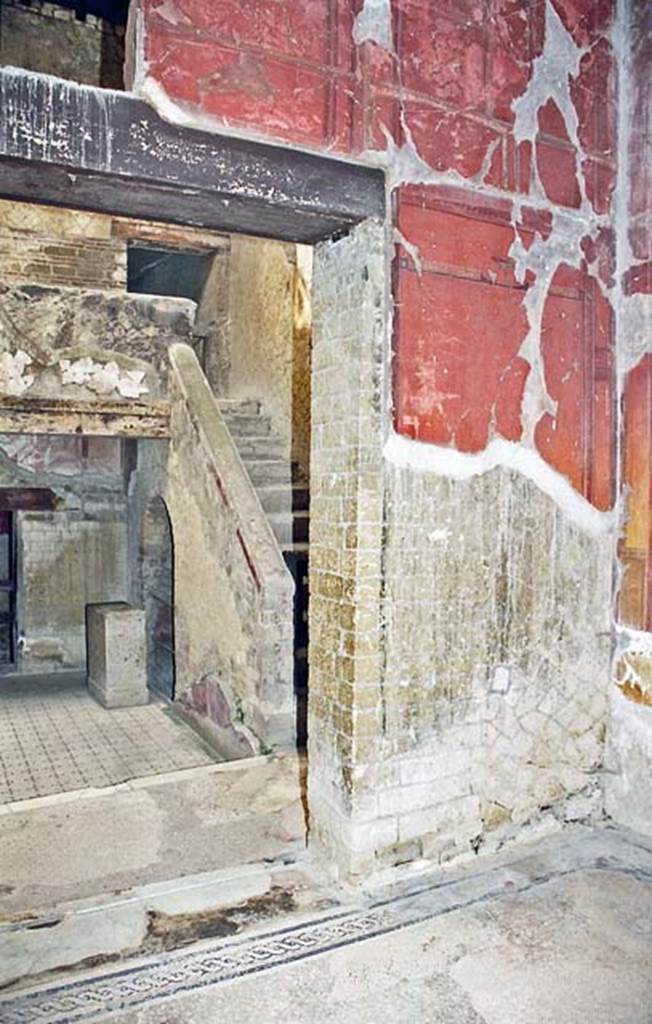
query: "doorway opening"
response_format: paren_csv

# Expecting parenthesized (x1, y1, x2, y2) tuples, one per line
(142, 495, 175, 700)
(0, 511, 15, 668)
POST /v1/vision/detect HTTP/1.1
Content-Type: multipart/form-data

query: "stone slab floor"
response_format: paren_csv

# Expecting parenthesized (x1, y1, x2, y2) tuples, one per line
(0, 674, 217, 803)
(2, 826, 651, 1024)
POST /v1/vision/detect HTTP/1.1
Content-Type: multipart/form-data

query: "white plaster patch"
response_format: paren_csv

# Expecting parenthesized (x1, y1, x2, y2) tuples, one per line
(605, 684, 652, 836)
(509, 205, 595, 443)
(609, 685, 652, 758)
(0, 349, 34, 395)
(352, 0, 393, 52)
(59, 357, 149, 398)
(615, 625, 652, 661)
(383, 431, 614, 538)
(392, 227, 422, 275)
(512, 2, 586, 147)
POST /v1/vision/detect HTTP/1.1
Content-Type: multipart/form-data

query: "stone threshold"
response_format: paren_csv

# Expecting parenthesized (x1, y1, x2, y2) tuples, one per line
(0, 759, 269, 817)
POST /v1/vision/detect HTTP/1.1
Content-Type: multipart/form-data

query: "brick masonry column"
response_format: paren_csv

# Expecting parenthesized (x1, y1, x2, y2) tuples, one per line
(308, 218, 389, 881)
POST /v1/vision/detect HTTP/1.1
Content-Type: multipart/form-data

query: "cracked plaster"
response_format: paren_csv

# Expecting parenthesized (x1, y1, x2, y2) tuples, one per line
(352, 0, 393, 53)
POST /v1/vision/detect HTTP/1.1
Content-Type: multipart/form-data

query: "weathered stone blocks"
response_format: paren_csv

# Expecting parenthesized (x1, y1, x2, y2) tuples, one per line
(86, 602, 148, 708)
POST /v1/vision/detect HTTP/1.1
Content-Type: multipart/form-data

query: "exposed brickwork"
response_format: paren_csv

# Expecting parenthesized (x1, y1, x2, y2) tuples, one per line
(18, 512, 128, 672)
(310, 219, 609, 879)
(0, 234, 127, 291)
(0, 201, 126, 291)
(308, 220, 386, 876)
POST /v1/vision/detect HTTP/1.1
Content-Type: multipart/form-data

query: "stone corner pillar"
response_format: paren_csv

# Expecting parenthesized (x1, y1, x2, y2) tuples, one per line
(307, 218, 389, 883)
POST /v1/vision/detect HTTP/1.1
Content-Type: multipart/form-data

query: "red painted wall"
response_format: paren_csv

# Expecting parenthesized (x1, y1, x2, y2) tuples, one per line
(619, 0, 652, 629)
(130, 0, 618, 510)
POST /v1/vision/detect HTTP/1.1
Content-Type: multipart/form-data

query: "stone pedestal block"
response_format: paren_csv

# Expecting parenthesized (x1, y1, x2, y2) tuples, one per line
(86, 603, 148, 708)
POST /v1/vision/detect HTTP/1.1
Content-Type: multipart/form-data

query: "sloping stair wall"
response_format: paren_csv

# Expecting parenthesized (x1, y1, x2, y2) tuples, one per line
(219, 399, 309, 747)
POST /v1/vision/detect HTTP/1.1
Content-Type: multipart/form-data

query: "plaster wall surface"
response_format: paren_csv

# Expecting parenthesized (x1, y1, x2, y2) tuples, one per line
(309, 218, 610, 878)
(18, 512, 128, 673)
(0, 204, 200, 677)
(0, 199, 126, 292)
(0, 0, 645, 874)
(0, 282, 197, 401)
(228, 236, 295, 458)
(121, 0, 652, 875)
(165, 345, 295, 757)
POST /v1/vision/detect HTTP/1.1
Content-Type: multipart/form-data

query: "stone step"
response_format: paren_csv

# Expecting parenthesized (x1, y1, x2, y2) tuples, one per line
(257, 484, 309, 514)
(245, 460, 293, 486)
(268, 510, 309, 546)
(222, 413, 272, 437)
(232, 435, 287, 460)
(217, 398, 261, 415)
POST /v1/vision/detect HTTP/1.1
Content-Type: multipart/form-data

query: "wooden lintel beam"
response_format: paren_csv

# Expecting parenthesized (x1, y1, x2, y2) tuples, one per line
(0, 69, 386, 244)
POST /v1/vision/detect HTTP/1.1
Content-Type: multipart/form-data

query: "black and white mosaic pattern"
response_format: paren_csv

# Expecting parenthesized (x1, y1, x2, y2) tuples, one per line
(2, 829, 651, 1024)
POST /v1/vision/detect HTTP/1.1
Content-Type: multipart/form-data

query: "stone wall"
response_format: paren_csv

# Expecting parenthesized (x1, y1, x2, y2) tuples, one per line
(308, 217, 611, 880)
(0, 283, 197, 401)
(0, 200, 126, 292)
(0, 200, 202, 679)
(228, 237, 296, 461)
(0, 0, 125, 90)
(308, 220, 387, 876)
(18, 513, 128, 673)
(0, 434, 129, 674)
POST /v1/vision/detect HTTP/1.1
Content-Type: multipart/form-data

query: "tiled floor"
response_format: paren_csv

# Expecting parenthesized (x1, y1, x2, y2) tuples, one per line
(0, 675, 218, 804)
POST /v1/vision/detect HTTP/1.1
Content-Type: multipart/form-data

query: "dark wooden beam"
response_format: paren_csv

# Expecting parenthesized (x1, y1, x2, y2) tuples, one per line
(0, 489, 58, 512)
(0, 69, 386, 244)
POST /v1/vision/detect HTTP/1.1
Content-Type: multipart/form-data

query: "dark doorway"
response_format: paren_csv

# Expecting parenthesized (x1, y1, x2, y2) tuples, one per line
(0, 512, 15, 668)
(142, 497, 175, 699)
(127, 244, 214, 304)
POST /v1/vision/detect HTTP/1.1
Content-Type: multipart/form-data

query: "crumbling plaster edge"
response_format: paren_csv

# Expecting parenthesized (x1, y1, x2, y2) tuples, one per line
(383, 431, 614, 539)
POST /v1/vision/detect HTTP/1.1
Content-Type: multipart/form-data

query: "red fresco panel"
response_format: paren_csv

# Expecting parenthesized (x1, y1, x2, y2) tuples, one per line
(534, 265, 614, 510)
(485, 0, 544, 123)
(154, 0, 337, 66)
(395, 1, 487, 112)
(393, 186, 530, 452)
(583, 158, 616, 215)
(571, 37, 616, 159)
(628, 0, 652, 223)
(536, 105, 582, 209)
(623, 260, 652, 297)
(403, 102, 504, 179)
(142, 0, 356, 152)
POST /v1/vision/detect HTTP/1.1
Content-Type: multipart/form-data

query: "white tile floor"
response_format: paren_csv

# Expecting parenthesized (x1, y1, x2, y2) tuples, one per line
(0, 675, 218, 804)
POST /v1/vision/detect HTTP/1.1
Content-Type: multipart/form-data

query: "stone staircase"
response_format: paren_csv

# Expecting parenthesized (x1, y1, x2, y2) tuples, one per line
(218, 398, 309, 746)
